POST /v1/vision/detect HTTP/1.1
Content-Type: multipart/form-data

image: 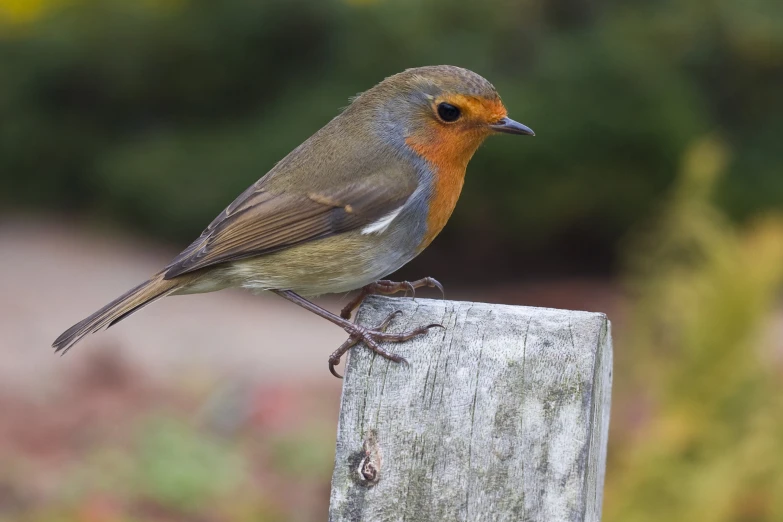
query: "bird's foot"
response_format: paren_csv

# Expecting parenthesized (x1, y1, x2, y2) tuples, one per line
(340, 277, 444, 320)
(328, 310, 443, 378)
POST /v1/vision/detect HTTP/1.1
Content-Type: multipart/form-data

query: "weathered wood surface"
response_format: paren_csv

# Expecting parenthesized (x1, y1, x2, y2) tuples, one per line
(328, 297, 612, 522)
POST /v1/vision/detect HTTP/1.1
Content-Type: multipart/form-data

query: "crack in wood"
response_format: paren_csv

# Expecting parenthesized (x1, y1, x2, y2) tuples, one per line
(329, 297, 612, 522)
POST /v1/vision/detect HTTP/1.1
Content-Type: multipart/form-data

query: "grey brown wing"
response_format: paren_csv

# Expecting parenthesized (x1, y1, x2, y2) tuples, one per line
(163, 171, 416, 279)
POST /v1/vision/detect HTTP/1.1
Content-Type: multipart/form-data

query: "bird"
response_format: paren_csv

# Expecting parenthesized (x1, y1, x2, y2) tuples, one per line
(52, 65, 534, 377)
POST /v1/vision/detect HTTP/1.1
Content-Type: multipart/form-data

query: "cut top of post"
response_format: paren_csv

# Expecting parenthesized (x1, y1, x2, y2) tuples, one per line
(329, 297, 612, 522)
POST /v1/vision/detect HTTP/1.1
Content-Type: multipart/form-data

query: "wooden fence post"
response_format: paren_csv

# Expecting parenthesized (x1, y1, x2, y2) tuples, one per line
(328, 297, 612, 522)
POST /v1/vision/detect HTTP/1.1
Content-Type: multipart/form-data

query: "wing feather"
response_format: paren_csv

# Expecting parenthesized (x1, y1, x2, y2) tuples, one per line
(164, 169, 416, 279)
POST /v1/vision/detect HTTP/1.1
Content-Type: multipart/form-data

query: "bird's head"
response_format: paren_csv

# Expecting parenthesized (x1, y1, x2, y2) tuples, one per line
(354, 65, 533, 170)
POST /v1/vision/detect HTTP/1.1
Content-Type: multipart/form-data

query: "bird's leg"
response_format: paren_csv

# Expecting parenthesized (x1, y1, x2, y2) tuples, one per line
(340, 277, 445, 320)
(272, 290, 443, 379)
(326, 310, 401, 379)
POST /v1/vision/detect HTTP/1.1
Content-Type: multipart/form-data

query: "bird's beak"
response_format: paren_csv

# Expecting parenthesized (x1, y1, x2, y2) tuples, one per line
(489, 117, 535, 136)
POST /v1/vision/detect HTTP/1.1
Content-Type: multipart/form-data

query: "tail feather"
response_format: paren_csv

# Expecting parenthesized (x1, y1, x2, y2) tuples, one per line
(52, 273, 182, 354)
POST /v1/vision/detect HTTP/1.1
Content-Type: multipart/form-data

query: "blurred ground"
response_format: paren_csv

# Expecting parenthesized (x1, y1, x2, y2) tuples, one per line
(1, 216, 356, 521)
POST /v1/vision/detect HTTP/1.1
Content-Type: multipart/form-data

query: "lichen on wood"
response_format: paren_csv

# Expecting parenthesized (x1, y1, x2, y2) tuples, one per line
(329, 297, 612, 522)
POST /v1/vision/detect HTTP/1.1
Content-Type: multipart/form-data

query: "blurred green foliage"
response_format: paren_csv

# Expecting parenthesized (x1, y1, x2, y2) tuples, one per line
(0, 0, 781, 273)
(3, 403, 332, 522)
(607, 136, 783, 521)
(131, 418, 245, 512)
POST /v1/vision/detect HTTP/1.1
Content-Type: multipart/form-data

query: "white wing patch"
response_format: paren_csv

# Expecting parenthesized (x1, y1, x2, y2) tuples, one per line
(361, 206, 404, 235)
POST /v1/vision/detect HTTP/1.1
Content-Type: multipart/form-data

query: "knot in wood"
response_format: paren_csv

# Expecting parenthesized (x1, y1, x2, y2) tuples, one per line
(359, 456, 377, 482)
(353, 430, 381, 487)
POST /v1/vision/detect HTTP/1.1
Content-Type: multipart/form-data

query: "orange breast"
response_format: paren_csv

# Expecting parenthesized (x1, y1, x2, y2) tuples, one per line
(406, 130, 483, 252)
(404, 95, 507, 252)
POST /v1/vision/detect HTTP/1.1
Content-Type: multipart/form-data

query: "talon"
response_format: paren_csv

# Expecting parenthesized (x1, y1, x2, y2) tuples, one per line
(373, 323, 438, 341)
(377, 310, 403, 332)
(329, 361, 343, 379)
(429, 278, 445, 299)
(327, 336, 359, 379)
(416, 277, 444, 299)
(379, 350, 406, 364)
(340, 277, 446, 320)
(327, 279, 448, 378)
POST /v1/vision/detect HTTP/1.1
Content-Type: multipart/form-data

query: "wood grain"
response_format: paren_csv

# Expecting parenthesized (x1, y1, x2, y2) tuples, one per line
(329, 297, 612, 522)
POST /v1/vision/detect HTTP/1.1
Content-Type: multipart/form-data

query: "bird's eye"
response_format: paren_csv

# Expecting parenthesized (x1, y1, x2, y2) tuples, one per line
(437, 102, 461, 122)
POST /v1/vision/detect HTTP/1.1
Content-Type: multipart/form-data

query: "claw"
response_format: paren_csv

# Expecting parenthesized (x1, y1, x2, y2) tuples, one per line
(340, 277, 445, 320)
(328, 337, 359, 379)
(429, 278, 445, 299)
(415, 277, 444, 299)
(326, 315, 439, 379)
(378, 310, 403, 331)
(329, 361, 343, 379)
(328, 279, 447, 378)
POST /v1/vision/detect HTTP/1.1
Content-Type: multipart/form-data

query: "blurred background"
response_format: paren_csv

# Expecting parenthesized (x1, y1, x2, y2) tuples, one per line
(1, 0, 782, 520)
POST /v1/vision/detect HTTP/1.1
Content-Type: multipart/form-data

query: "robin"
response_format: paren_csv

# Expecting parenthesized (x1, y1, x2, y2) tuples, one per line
(52, 65, 534, 377)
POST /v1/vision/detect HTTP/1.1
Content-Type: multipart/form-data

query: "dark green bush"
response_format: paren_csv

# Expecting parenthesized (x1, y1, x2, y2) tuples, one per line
(1, 0, 780, 275)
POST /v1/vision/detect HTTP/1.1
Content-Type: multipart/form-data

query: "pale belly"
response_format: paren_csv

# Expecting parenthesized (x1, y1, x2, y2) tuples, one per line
(178, 223, 424, 297)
